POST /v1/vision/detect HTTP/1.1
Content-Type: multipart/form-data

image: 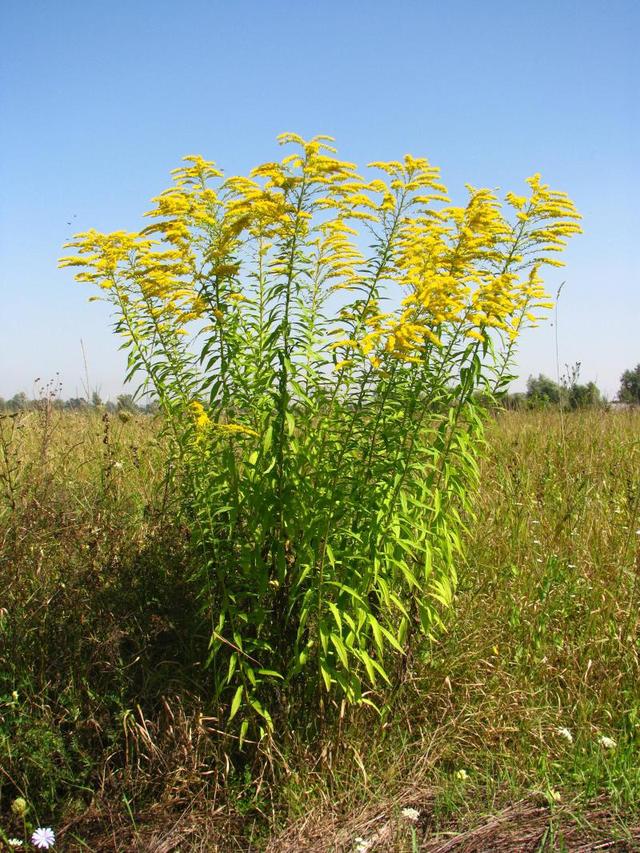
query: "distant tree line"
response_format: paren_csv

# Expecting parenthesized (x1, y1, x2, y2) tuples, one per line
(504, 374, 603, 410)
(618, 364, 640, 404)
(0, 391, 159, 414)
(504, 362, 640, 410)
(2, 363, 639, 414)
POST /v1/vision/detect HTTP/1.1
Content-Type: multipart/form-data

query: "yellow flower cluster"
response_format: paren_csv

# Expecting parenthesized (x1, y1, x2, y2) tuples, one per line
(215, 423, 259, 437)
(60, 134, 581, 374)
(60, 226, 202, 331)
(190, 400, 210, 429)
(316, 219, 364, 291)
(59, 229, 141, 282)
(375, 175, 580, 358)
(188, 400, 257, 439)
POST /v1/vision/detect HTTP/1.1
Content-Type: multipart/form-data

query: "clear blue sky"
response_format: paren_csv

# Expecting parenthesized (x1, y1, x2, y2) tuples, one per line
(1, 0, 638, 400)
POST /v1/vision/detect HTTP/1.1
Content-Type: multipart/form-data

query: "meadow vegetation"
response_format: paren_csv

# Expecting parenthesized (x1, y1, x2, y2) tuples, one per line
(1, 406, 638, 850)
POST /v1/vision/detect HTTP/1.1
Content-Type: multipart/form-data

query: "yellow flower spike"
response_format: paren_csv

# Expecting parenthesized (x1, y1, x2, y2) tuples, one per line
(505, 192, 528, 210)
(171, 155, 224, 184)
(329, 338, 359, 349)
(465, 329, 486, 342)
(215, 423, 258, 438)
(368, 160, 405, 176)
(276, 132, 306, 146)
(190, 400, 210, 429)
(380, 193, 396, 212)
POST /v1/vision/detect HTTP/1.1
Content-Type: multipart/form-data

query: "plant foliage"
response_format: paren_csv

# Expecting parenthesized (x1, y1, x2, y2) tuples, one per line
(60, 134, 581, 735)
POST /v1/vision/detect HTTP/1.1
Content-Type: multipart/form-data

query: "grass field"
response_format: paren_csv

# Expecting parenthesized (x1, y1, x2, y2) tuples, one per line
(1, 406, 639, 851)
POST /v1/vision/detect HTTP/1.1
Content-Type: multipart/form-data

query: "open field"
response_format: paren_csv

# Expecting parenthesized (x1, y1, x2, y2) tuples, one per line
(1, 407, 639, 851)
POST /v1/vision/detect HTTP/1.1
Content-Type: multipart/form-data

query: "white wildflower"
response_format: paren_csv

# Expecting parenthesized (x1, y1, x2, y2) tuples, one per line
(113, 461, 123, 470)
(401, 806, 420, 821)
(31, 828, 55, 849)
(8, 840, 24, 848)
(557, 727, 573, 744)
(599, 735, 616, 750)
(455, 768, 468, 781)
(354, 837, 373, 853)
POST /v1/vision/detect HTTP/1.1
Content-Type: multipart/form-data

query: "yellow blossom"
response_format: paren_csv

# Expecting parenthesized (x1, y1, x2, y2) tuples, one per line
(190, 401, 210, 429)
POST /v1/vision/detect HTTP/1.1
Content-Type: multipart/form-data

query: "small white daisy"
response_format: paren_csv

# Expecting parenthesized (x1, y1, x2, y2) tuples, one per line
(354, 837, 372, 853)
(401, 806, 420, 821)
(31, 828, 55, 849)
(557, 726, 573, 744)
(8, 840, 24, 848)
(599, 735, 616, 750)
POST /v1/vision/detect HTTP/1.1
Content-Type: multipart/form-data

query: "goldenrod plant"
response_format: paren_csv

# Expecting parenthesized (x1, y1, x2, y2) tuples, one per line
(60, 134, 581, 737)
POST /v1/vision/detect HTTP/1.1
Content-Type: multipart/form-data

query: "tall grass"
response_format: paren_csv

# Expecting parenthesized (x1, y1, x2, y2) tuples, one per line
(268, 408, 640, 850)
(1, 407, 638, 849)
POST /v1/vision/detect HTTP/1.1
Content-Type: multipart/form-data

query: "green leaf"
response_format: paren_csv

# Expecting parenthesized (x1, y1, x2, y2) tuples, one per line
(285, 411, 295, 436)
(249, 698, 273, 729)
(228, 685, 244, 722)
(369, 615, 384, 656)
(227, 653, 238, 684)
(360, 650, 377, 686)
(319, 620, 329, 654)
(372, 615, 404, 653)
(320, 661, 333, 692)
(327, 602, 342, 632)
(263, 425, 273, 453)
(330, 632, 349, 669)
(257, 669, 284, 680)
